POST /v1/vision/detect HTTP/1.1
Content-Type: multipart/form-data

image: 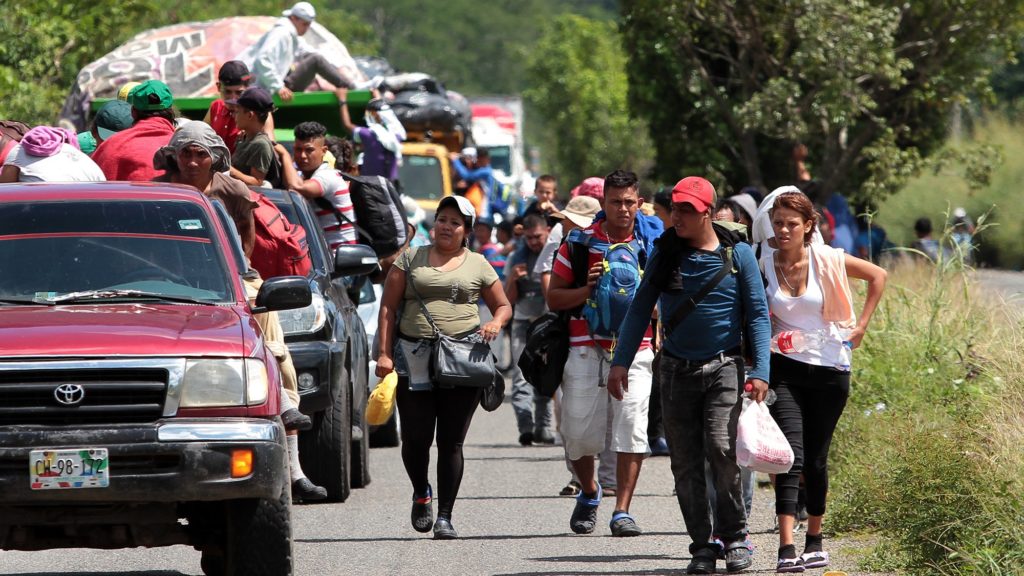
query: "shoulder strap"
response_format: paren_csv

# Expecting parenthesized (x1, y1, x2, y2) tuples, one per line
(663, 247, 736, 337)
(402, 249, 441, 338)
(313, 194, 372, 240)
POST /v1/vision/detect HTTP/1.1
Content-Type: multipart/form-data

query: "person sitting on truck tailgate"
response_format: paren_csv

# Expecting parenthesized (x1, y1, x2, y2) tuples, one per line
(203, 60, 275, 154)
(92, 80, 176, 181)
(275, 121, 358, 251)
(228, 87, 280, 188)
(238, 2, 357, 102)
(337, 87, 401, 182)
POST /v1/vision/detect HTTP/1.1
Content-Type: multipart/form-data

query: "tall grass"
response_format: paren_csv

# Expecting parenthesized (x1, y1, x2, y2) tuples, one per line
(876, 115, 1024, 269)
(828, 251, 1024, 574)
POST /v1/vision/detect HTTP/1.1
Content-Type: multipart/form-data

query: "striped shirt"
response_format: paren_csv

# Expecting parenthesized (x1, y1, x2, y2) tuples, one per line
(309, 163, 357, 250)
(552, 222, 653, 352)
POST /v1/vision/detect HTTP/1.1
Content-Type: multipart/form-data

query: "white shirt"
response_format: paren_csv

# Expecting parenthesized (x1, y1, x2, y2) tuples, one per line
(536, 222, 564, 275)
(238, 18, 313, 92)
(4, 143, 105, 182)
(765, 250, 845, 368)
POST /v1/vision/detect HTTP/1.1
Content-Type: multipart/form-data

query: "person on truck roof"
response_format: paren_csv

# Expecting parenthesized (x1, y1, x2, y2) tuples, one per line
(337, 87, 402, 183)
(91, 79, 177, 182)
(203, 60, 275, 154)
(274, 121, 359, 252)
(237, 1, 357, 102)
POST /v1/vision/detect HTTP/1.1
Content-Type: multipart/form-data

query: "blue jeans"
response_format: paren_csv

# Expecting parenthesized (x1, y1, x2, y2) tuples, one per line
(659, 351, 747, 553)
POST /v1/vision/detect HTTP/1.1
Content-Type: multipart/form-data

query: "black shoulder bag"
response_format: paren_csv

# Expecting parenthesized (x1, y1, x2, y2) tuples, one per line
(404, 251, 504, 410)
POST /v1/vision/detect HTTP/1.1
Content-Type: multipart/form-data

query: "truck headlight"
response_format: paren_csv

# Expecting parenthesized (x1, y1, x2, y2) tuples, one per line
(245, 358, 269, 405)
(278, 293, 326, 335)
(180, 359, 245, 407)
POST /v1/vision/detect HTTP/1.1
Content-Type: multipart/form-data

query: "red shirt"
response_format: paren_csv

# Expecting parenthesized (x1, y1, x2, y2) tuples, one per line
(209, 99, 241, 154)
(92, 116, 175, 182)
(552, 221, 653, 352)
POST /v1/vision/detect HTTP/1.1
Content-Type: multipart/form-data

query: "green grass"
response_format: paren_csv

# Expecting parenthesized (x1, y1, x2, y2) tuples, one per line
(876, 116, 1024, 268)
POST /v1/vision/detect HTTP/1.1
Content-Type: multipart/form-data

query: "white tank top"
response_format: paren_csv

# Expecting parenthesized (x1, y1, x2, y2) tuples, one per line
(765, 251, 845, 368)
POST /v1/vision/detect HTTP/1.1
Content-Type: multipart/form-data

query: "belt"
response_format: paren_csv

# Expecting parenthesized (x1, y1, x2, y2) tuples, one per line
(661, 346, 742, 368)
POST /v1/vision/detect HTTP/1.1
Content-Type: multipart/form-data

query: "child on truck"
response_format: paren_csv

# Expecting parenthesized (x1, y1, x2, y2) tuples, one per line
(228, 87, 280, 187)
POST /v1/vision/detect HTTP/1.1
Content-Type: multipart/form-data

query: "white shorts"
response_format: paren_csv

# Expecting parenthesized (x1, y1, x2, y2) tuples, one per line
(560, 346, 654, 460)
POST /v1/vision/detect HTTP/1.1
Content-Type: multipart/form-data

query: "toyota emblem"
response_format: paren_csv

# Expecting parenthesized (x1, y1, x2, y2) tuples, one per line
(54, 384, 85, 406)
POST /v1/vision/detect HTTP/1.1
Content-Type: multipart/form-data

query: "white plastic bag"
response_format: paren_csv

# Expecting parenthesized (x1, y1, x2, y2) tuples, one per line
(736, 399, 794, 474)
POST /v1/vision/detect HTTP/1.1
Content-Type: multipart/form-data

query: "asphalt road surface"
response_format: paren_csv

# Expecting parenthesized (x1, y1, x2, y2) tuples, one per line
(1, 396, 890, 576)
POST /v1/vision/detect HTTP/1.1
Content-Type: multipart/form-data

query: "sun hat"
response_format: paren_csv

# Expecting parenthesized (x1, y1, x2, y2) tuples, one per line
(552, 195, 601, 229)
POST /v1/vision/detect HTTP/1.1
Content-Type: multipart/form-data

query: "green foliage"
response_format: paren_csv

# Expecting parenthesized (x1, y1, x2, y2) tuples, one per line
(523, 14, 653, 189)
(621, 0, 1024, 204)
(828, 256, 1024, 574)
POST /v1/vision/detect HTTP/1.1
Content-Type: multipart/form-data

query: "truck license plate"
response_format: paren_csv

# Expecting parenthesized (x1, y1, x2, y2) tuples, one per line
(30, 448, 109, 490)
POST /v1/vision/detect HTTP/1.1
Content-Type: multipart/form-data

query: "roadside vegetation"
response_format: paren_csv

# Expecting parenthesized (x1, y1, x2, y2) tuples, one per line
(827, 239, 1024, 574)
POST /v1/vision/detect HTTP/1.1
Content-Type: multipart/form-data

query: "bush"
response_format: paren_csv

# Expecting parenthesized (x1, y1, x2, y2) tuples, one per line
(828, 254, 1024, 575)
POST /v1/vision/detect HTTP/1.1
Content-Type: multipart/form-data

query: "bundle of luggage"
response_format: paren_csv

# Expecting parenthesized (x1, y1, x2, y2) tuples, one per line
(381, 72, 471, 135)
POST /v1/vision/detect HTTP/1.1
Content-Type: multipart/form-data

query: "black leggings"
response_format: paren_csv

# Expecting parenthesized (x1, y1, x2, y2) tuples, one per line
(396, 378, 481, 519)
(768, 354, 849, 517)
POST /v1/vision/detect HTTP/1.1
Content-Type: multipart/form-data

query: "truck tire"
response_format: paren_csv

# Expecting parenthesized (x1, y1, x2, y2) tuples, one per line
(300, 365, 351, 502)
(350, 360, 371, 489)
(369, 412, 400, 448)
(223, 483, 293, 576)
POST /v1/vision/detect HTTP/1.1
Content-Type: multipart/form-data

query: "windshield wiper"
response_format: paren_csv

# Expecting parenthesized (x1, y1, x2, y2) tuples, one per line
(0, 297, 45, 306)
(40, 290, 214, 306)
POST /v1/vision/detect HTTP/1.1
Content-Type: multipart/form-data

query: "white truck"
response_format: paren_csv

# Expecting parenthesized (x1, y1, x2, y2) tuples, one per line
(469, 96, 531, 214)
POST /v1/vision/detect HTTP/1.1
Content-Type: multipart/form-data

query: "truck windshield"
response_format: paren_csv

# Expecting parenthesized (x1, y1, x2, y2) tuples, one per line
(486, 146, 512, 176)
(0, 200, 234, 303)
(399, 155, 444, 202)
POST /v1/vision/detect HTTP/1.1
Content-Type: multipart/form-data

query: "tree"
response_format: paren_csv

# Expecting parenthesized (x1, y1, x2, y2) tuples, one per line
(524, 14, 653, 190)
(621, 0, 1024, 203)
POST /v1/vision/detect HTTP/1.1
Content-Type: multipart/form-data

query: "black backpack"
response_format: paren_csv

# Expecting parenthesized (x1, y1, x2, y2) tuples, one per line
(317, 173, 409, 258)
(516, 241, 589, 397)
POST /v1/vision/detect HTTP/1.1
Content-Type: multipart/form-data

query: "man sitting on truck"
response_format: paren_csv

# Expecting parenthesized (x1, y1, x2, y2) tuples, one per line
(238, 2, 358, 102)
(274, 121, 358, 252)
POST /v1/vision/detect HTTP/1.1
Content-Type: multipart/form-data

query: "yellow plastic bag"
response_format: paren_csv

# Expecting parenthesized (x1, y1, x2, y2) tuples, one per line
(366, 371, 398, 425)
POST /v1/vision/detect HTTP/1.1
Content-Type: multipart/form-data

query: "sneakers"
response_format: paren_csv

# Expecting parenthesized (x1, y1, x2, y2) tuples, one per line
(609, 511, 642, 537)
(650, 436, 670, 456)
(291, 477, 327, 502)
(281, 408, 312, 431)
(559, 479, 582, 497)
(800, 551, 829, 569)
(518, 432, 534, 446)
(569, 485, 601, 534)
(411, 485, 434, 533)
(724, 541, 753, 573)
(686, 548, 717, 574)
(432, 517, 458, 540)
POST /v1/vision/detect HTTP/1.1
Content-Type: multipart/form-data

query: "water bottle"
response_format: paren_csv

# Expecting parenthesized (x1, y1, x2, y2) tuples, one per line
(837, 329, 853, 371)
(743, 381, 776, 405)
(772, 329, 830, 354)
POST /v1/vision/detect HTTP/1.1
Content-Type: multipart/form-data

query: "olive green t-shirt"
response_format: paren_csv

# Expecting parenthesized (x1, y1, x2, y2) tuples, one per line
(396, 246, 500, 339)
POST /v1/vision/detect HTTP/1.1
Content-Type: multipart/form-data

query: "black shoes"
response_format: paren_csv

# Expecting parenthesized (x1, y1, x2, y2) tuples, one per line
(533, 430, 556, 444)
(291, 477, 327, 502)
(518, 432, 534, 446)
(411, 485, 434, 533)
(282, 408, 312, 431)
(686, 548, 717, 574)
(432, 517, 458, 540)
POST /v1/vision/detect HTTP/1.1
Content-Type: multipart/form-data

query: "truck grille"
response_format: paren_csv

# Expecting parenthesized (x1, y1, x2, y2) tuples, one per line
(0, 369, 168, 425)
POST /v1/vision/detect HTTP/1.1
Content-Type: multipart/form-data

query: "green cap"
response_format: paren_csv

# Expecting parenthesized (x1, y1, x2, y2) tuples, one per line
(127, 80, 174, 112)
(76, 131, 97, 155)
(94, 99, 133, 139)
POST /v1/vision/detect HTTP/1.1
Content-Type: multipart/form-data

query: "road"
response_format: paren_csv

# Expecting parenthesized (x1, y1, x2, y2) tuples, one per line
(1, 398, 887, 576)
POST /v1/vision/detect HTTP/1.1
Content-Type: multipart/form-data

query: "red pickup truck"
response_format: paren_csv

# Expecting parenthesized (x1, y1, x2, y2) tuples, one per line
(0, 183, 315, 576)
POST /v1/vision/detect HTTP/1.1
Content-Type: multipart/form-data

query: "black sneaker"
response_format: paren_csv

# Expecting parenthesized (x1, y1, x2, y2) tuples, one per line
(432, 517, 458, 540)
(291, 477, 327, 502)
(686, 548, 717, 574)
(569, 485, 601, 534)
(518, 432, 534, 446)
(281, 408, 312, 431)
(411, 485, 434, 533)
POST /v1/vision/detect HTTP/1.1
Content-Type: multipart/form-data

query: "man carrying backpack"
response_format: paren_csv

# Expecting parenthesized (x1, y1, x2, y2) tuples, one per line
(546, 169, 656, 538)
(607, 176, 771, 574)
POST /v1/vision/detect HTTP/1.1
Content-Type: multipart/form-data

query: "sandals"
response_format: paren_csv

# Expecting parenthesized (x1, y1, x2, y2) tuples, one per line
(800, 550, 829, 569)
(776, 556, 805, 573)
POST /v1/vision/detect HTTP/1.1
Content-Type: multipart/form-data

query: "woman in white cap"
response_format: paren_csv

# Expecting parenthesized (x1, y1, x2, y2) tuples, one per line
(375, 195, 512, 540)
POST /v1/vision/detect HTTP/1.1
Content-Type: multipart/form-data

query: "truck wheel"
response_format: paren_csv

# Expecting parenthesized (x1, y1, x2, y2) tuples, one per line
(351, 361, 371, 488)
(300, 365, 351, 502)
(223, 483, 293, 576)
(369, 411, 400, 448)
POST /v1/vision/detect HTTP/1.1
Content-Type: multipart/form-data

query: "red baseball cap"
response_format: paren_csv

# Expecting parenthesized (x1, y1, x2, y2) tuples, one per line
(671, 177, 716, 212)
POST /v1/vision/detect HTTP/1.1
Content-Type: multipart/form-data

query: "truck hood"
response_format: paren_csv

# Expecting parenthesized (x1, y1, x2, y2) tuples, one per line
(0, 304, 246, 358)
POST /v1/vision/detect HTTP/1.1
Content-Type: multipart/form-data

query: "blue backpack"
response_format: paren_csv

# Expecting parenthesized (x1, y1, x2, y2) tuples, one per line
(567, 229, 646, 340)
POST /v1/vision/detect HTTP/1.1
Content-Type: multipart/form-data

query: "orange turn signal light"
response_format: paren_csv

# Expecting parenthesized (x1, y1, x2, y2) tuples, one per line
(231, 449, 253, 478)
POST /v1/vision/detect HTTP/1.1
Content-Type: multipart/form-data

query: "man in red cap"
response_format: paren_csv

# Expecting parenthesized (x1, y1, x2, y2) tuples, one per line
(608, 176, 771, 574)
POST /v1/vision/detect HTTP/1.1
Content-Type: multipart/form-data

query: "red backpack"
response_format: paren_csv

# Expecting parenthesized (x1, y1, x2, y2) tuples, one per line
(249, 192, 312, 279)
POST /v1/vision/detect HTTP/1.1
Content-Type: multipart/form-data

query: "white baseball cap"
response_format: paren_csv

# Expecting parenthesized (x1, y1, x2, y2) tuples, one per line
(283, 2, 316, 22)
(437, 196, 477, 228)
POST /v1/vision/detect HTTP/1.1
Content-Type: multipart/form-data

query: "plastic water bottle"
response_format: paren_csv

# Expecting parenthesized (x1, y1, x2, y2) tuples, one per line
(771, 329, 830, 354)
(837, 328, 853, 371)
(744, 381, 776, 405)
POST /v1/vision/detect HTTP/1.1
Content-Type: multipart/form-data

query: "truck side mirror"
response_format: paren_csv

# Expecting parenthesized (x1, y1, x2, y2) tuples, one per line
(332, 244, 380, 279)
(253, 276, 311, 313)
